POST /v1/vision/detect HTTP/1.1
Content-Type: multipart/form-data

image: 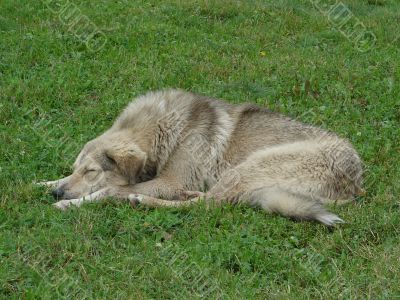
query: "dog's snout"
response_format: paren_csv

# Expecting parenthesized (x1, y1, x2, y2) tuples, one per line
(52, 188, 64, 199)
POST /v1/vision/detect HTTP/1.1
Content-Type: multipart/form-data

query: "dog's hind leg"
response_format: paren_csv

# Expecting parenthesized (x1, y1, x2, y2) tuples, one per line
(199, 139, 360, 226)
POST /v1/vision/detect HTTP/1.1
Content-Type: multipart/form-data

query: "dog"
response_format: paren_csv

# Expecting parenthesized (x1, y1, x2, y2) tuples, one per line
(39, 89, 364, 226)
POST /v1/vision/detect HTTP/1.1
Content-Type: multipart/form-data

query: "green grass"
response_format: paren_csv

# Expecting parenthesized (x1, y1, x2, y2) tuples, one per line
(1, 0, 399, 298)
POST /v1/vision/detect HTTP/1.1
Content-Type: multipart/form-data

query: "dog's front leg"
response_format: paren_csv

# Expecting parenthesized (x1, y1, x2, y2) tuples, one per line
(53, 188, 110, 210)
(52, 186, 139, 210)
(36, 175, 72, 188)
(127, 178, 184, 200)
(128, 193, 204, 208)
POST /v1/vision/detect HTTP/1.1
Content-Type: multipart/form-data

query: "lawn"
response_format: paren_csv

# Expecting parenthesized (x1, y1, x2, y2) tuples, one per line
(0, 0, 399, 298)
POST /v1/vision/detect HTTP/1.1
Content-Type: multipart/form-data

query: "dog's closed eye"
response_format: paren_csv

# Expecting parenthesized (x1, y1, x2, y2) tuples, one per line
(84, 169, 101, 181)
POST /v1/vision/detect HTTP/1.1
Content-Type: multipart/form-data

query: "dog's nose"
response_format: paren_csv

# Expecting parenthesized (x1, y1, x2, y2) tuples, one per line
(52, 188, 64, 199)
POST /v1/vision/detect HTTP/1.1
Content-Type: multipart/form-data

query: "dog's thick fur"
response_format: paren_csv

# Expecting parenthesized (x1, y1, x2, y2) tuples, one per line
(41, 89, 364, 226)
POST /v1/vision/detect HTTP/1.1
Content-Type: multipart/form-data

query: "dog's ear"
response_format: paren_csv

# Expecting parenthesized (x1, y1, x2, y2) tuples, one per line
(105, 144, 147, 183)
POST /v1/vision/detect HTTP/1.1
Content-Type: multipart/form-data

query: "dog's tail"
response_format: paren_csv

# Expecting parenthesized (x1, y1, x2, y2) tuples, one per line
(251, 187, 344, 226)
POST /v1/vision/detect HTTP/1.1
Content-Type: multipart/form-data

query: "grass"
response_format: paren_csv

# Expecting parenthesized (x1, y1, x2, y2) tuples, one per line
(1, 0, 399, 298)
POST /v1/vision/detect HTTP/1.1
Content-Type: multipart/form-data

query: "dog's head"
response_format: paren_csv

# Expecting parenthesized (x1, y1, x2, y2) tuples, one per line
(52, 133, 147, 200)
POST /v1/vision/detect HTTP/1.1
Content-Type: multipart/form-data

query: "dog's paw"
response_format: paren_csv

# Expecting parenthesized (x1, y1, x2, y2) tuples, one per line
(35, 180, 57, 188)
(128, 194, 144, 208)
(53, 200, 73, 211)
(316, 213, 345, 226)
